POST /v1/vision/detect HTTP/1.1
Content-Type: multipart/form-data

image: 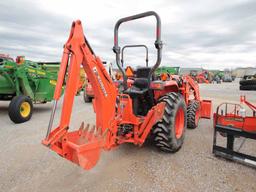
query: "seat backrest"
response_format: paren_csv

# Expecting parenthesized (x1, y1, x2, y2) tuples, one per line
(136, 67, 151, 78)
(133, 78, 148, 89)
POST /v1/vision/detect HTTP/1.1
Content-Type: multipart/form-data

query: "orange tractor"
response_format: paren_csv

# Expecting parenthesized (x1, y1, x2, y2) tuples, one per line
(42, 11, 211, 170)
(190, 70, 211, 84)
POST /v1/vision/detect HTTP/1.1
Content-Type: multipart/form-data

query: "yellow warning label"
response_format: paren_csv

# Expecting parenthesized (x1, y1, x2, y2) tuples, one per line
(125, 66, 134, 77)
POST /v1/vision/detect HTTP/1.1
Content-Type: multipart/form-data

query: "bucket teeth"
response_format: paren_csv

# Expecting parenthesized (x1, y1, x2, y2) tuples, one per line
(79, 122, 85, 134)
(83, 124, 90, 138)
(88, 125, 96, 140)
(93, 125, 97, 136)
(97, 126, 102, 136)
(77, 122, 104, 143)
(82, 124, 90, 139)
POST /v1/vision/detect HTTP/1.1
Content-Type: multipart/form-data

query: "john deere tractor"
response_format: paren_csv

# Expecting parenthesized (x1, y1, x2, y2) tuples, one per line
(0, 54, 62, 123)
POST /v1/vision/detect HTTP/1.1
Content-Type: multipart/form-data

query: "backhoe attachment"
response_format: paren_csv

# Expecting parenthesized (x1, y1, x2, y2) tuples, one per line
(42, 20, 117, 169)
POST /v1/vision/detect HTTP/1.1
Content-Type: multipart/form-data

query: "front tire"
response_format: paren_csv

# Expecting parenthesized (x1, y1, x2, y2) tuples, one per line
(152, 92, 187, 153)
(8, 95, 33, 123)
(187, 100, 200, 129)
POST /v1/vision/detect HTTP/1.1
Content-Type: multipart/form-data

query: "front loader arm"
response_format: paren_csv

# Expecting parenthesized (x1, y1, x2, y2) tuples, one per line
(42, 21, 117, 169)
(182, 75, 211, 119)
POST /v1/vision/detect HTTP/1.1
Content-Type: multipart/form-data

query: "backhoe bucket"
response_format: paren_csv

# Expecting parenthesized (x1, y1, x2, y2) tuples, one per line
(43, 123, 105, 170)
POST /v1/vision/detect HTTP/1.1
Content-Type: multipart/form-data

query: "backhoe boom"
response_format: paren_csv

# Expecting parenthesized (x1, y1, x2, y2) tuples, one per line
(42, 20, 118, 169)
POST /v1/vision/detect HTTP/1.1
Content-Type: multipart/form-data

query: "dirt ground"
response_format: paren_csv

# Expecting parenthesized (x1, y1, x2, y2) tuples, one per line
(0, 80, 255, 192)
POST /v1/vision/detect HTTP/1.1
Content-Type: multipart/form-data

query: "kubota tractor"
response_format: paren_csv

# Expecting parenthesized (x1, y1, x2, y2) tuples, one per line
(42, 11, 211, 170)
(190, 70, 212, 84)
(197, 70, 211, 83)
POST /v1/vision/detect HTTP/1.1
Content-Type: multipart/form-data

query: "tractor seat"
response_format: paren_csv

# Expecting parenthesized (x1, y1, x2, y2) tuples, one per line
(123, 86, 148, 98)
(136, 67, 151, 78)
(133, 78, 149, 89)
(124, 67, 152, 98)
(132, 66, 152, 89)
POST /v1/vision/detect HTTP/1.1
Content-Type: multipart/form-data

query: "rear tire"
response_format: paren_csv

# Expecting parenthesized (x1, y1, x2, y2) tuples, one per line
(83, 90, 92, 103)
(152, 92, 187, 153)
(187, 100, 200, 129)
(8, 95, 33, 123)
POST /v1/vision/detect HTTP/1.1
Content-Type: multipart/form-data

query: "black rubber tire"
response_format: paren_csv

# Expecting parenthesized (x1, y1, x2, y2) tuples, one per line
(239, 79, 256, 86)
(83, 90, 92, 103)
(152, 92, 187, 153)
(8, 95, 33, 123)
(187, 100, 200, 129)
(240, 85, 256, 90)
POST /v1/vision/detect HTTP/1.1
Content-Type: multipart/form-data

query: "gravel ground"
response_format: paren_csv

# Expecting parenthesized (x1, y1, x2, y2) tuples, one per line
(0, 80, 255, 192)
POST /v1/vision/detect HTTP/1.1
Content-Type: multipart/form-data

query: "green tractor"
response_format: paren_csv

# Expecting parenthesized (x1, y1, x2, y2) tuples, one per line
(155, 66, 180, 76)
(0, 54, 61, 123)
(216, 71, 224, 80)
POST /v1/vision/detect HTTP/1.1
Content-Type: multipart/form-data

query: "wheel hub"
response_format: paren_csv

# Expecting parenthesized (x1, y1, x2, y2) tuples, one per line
(20, 102, 31, 118)
(175, 107, 185, 139)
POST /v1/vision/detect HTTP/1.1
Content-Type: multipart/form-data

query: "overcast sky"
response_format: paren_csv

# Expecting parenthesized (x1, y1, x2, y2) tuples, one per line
(0, 0, 256, 70)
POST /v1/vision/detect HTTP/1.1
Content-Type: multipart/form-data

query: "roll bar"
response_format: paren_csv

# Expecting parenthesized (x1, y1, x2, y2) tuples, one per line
(113, 11, 163, 89)
(121, 44, 149, 67)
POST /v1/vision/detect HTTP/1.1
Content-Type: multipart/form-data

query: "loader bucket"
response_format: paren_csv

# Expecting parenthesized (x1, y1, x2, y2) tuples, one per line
(43, 123, 105, 170)
(200, 100, 212, 119)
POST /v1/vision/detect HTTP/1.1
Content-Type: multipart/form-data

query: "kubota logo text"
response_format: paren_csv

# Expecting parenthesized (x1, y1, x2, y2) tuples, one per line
(93, 67, 107, 97)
